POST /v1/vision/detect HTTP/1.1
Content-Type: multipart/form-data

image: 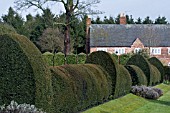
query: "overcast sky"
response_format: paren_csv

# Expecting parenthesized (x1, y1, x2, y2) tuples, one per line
(0, 0, 170, 22)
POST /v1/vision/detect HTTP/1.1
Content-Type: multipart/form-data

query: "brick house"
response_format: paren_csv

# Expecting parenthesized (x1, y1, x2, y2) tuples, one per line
(88, 14, 170, 65)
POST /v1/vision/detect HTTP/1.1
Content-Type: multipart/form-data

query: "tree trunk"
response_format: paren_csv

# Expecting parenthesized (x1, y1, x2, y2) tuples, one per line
(64, 12, 71, 64)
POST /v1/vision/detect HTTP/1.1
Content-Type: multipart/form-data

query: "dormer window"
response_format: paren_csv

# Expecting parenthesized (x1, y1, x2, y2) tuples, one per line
(150, 48, 161, 55)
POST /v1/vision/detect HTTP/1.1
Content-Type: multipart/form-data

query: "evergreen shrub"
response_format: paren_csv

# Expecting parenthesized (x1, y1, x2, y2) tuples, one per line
(85, 51, 119, 96)
(149, 57, 164, 82)
(0, 34, 52, 112)
(0, 23, 16, 35)
(150, 64, 161, 85)
(50, 64, 112, 113)
(114, 65, 132, 98)
(125, 65, 147, 86)
(164, 66, 170, 81)
(126, 54, 153, 86)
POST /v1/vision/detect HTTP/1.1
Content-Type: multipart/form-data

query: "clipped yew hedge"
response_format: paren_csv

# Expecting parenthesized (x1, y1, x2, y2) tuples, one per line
(125, 65, 147, 86)
(164, 66, 170, 81)
(114, 65, 132, 98)
(150, 64, 161, 85)
(50, 64, 112, 113)
(0, 34, 52, 112)
(149, 57, 164, 82)
(85, 51, 119, 96)
(43, 52, 86, 66)
(0, 23, 16, 35)
(126, 54, 153, 86)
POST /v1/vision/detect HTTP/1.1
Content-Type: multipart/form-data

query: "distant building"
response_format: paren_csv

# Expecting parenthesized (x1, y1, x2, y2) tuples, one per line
(88, 14, 170, 65)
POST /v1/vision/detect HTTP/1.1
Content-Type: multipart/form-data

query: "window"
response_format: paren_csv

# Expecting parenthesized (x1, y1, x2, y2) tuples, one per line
(115, 48, 125, 55)
(150, 48, 161, 55)
(168, 48, 170, 54)
(97, 48, 107, 52)
(134, 48, 142, 53)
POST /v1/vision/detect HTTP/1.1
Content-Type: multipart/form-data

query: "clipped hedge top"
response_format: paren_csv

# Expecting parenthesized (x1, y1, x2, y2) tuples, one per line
(149, 57, 164, 82)
(0, 34, 52, 112)
(0, 23, 16, 35)
(85, 51, 119, 95)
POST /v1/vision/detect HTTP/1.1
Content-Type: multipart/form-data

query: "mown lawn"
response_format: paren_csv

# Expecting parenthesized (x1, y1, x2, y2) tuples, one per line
(83, 84, 170, 113)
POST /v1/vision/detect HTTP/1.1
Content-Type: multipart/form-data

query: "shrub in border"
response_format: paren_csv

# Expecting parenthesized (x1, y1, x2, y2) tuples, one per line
(149, 57, 164, 82)
(0, 34, 52, 112)
(125, 65, 147, 86)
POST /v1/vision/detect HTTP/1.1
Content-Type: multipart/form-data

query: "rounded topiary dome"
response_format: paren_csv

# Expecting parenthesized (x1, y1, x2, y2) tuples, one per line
(0, 34, 52, 112)
(85, 51, 119, 96)
(125, 65, 147, 86)
(126, 54, 153, 86)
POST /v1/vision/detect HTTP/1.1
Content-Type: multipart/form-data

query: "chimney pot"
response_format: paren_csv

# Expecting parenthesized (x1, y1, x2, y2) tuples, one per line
(120, 13, 127, 24)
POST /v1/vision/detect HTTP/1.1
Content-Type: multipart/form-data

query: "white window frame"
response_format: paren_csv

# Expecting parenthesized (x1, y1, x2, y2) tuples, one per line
(115, 48, 125, 55)
(168, 48, 170, 54)
(97, 48, 107, 52)
(150, 48, 161, 55)
(134, 48, 142, 53)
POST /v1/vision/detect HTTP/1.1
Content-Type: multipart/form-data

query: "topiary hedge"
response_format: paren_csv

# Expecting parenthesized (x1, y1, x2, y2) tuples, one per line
(125, 65, 147, 86)
(42, 52, 86, 66)
(149, 57, 164, 82)
(126, 54, 153, 86)
(0, 23, 16, 35)
(85, 51, 119, 96)
(114, 65, 132, 98)
(164, 66, 170, 81)
(150, 64, 161, 85)
(0, 34, 52, 112)
(50, 64, 112, 113)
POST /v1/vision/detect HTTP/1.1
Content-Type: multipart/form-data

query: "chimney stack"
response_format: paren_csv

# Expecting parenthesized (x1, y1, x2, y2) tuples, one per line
(120, 13, 127, 24)
(86, 15, 91, 55)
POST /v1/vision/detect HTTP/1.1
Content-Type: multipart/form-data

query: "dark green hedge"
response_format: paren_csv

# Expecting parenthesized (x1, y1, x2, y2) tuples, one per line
(114, 65, 132, 98)
(50, 64, 112, 113)
(164, 66, 170, 81)
(0, 23, 16, 35)
(43, 52, 86, 66)
(148, 57, 164, 82)
(150, 64, 161, 85)
(112, 53, 132, 65)
(0, 34, 52, 112)
(126, 54, 153, 86)
(125, 65, 147, 86)
(85, 51, 119, 96)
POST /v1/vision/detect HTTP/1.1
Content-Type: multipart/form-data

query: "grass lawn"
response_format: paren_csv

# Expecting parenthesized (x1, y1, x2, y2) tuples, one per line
(83, 84, 170, 113)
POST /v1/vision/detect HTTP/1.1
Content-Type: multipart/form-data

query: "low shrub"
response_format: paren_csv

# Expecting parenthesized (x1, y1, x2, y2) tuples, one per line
(125, 65, 147, 86)
(0, 100, 45, 113)
(131, 85, 163, 99)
